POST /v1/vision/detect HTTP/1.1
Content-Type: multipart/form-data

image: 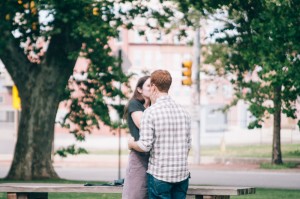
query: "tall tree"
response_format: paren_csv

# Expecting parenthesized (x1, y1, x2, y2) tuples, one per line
(0, 0, 184, 180)
(198, 0, 300, 164)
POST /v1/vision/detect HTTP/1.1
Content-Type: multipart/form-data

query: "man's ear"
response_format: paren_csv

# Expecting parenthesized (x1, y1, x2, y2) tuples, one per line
(150, 84, 154, 92)
(153, 84, 158, 92)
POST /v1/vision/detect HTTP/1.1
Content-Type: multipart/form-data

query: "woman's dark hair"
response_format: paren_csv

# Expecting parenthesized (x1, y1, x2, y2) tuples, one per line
(123, 75, 150, 119)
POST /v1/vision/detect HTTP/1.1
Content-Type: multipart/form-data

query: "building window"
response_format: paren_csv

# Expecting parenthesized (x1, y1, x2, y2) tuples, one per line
(155, 52, 162, 68)
(7, 111, 14, 123)
(134, 30, 142, 43)
(0, 111, 5, 122)
(145, 31, 154, 43)
(133, 50, 142, 67)
(173, 35, 180, 44)
(0, 111, 14, 123)
(144, 51, 152, 69)
(223, 85, 233, 98)
(173, 53, 181, 69)
(116, 30, 123, 43)
(55, 109, 68, 123)
(207, 84, 217, 96)
(156, 32, 162, 43)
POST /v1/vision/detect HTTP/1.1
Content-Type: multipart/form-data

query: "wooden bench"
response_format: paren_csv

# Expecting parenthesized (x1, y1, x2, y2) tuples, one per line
(0, 183, 255, 199)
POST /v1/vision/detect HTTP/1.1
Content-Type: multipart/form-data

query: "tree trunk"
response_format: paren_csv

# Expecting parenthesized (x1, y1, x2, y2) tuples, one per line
(272, 85, 283, 165)
(6, 62, 73, 180)
(1, 21, 80, 180)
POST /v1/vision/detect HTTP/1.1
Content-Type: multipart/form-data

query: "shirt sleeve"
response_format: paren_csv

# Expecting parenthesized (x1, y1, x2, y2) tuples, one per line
(137, 109, 154, 152)
(187, 115, 192, 150)
(128, 100, 144, 114)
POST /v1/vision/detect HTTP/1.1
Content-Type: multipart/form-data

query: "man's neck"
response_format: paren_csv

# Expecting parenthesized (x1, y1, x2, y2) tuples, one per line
(156, 92, 168, 99)
(152, 92, 168, 104)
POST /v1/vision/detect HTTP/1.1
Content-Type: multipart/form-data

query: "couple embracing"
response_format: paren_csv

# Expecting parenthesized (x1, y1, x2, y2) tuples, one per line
(122, 70, 191, 199)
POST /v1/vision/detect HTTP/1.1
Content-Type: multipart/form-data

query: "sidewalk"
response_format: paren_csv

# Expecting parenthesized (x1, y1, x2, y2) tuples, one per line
(1, 153, 299, 172)
(2, 153, 300, 189)
(1, 126, 300, 170)
(2, 126, 300, 189)
(2, 126, 300, 153)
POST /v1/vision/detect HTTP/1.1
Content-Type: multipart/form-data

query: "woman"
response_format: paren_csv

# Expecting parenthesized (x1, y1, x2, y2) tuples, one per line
(122, 75, 151, 199)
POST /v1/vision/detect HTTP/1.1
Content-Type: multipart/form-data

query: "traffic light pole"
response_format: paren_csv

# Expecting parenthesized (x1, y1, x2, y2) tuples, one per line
(118, 49, 122, 180)
(194, 27, 201, 164)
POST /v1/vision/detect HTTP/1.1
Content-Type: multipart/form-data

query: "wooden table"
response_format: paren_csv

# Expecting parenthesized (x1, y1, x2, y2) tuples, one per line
(0, 183, 256, 199)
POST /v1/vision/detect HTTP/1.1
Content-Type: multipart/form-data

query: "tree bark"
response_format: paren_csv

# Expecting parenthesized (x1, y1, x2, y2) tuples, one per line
(2, 33, 78, 180)
(272, 85, 283, 165)
(6, 60, 74, 179)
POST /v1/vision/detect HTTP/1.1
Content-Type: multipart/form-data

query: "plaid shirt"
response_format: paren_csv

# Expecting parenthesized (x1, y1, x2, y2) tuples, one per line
(137, 95, 191, 183)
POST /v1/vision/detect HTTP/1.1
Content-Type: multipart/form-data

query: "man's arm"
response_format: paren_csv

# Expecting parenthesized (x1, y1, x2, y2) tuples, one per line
(128, 136, 145, 152)
(129, 109, 154, 152)
(187, 116, 192, 151)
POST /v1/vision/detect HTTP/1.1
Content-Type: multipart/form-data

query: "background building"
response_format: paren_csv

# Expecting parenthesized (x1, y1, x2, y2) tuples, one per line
(1, 23, 299, 144)
(0, 59, 15, 130)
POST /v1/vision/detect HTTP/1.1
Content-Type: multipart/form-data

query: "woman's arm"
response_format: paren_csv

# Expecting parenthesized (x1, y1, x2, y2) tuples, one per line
(131, 111, 143, 128)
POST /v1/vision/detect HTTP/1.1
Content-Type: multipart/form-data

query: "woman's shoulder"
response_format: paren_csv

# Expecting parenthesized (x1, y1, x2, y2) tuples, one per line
(128, 99, 144, 110)
(129, 99, 142, 106)
(144, 104, 155, 113)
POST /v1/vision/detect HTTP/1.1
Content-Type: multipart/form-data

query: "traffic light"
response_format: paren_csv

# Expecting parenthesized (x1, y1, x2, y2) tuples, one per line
(182, 60, 192, 86)
(12, 85, 21, 110)
(93, 7, 99, 16)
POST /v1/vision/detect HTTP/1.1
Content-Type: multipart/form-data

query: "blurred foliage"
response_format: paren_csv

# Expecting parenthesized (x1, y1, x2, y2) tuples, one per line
(0, 0, 194, 177)
(199, 0, 300, 129)
(186, 0, 300, 164)
(0, 0, 192, 140)
(55, 144, 88, 158)
(260, 162, 299, 169)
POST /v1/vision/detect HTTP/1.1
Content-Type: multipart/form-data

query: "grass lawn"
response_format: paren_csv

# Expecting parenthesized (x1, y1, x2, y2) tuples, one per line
(231, 188, 300, 199)
(198, 143, 300, 158)
(90, 143, 300, 159)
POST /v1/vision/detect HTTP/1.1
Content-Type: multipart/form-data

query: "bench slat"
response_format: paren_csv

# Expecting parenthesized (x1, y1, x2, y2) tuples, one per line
(188, 186, 255, 196)
(0, 183, 255, 197)
(0, 184, 122, 194)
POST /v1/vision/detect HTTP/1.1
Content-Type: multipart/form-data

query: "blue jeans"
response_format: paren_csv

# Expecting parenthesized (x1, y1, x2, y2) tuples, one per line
(147, 173, 189, 199)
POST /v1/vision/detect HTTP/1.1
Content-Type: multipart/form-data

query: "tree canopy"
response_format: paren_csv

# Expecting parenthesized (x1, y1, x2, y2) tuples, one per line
(199, 0, 300, 164)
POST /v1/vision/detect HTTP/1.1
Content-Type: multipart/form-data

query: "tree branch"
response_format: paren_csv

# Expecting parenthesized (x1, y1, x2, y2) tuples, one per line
(0, 32, 32, 90)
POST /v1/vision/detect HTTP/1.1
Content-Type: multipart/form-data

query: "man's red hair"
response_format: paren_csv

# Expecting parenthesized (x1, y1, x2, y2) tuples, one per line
(151, 70, 172, 92)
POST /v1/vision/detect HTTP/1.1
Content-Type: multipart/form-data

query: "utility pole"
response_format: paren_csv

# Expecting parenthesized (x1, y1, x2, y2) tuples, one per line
(194, 26, 201, 164)
(118, 49, 122, 179)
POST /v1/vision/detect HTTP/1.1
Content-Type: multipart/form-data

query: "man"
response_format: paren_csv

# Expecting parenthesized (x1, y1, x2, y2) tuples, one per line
(128, 69, 192, 199)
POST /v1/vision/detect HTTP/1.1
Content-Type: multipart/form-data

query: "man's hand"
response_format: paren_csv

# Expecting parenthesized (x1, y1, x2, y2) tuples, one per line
(150, 89, 158, 104)
(127, 136, 146, 152)
(127, 136, 135, 150)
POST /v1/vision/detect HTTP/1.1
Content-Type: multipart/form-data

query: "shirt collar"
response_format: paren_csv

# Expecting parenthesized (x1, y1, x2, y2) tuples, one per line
(156, 95, 170, 102)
